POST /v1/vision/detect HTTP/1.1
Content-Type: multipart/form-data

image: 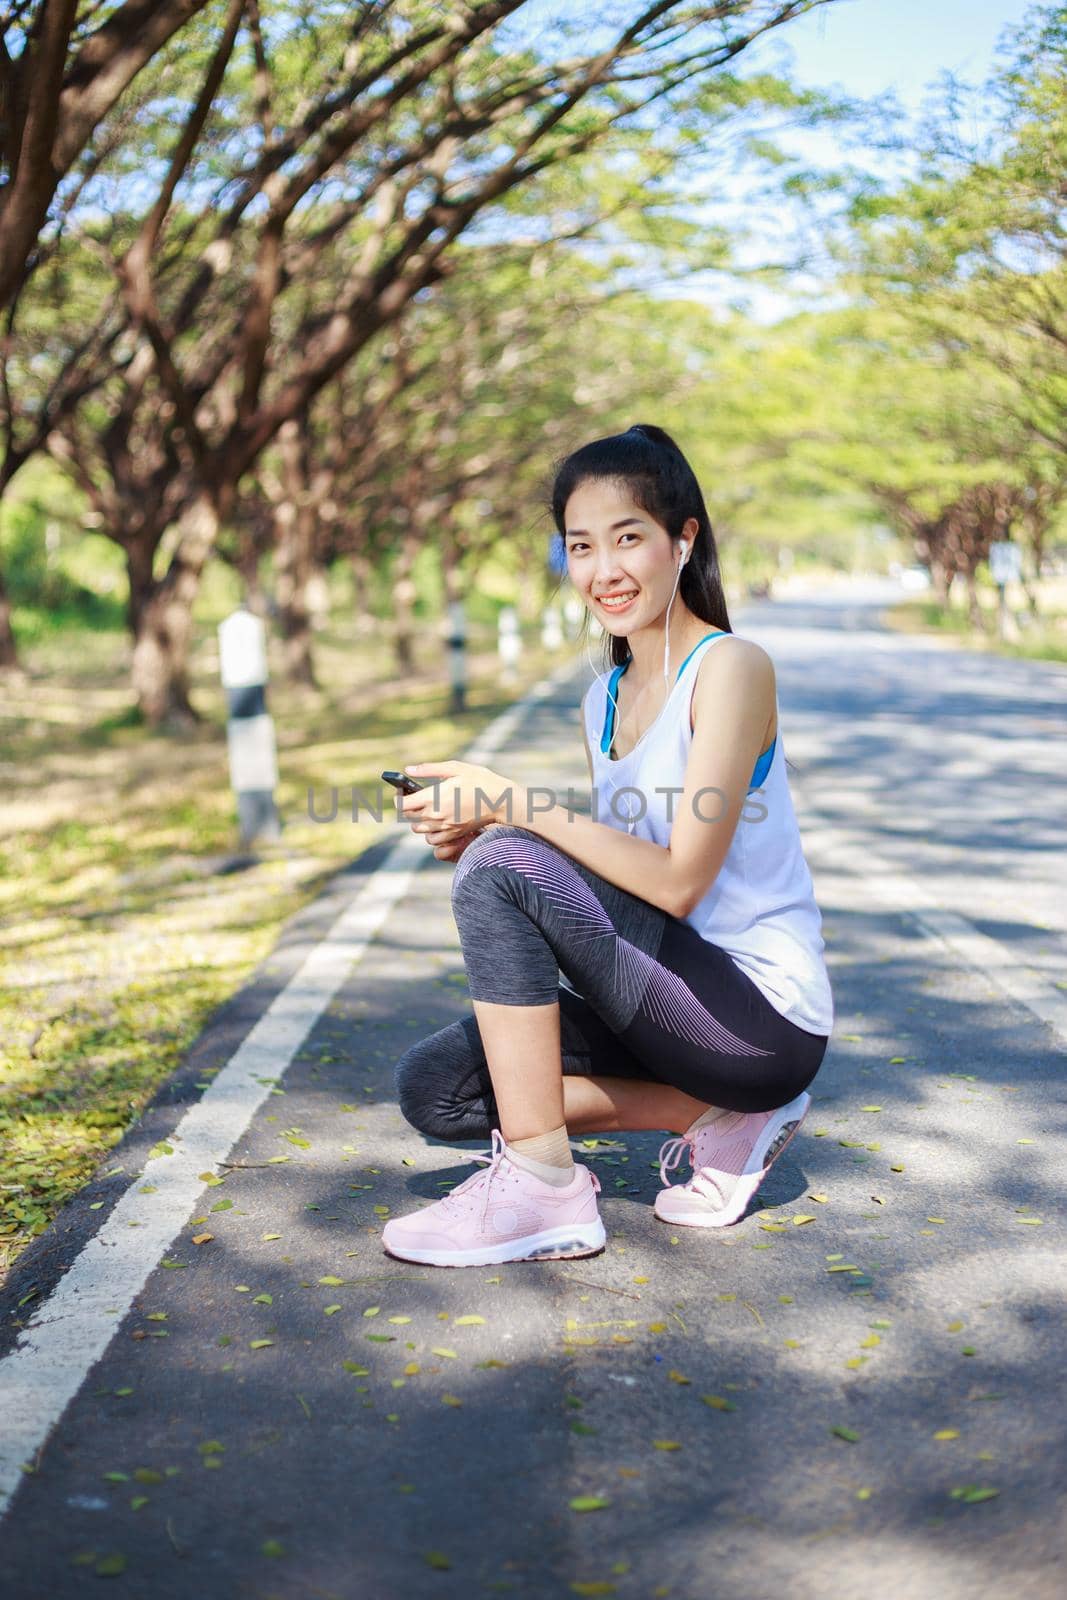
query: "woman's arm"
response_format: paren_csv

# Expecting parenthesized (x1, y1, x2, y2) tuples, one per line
(402, 642, 775, 917)
(509, 641, 776, 919)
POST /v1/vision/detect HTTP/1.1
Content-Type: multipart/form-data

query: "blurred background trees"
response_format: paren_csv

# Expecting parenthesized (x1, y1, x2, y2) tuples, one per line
(2, 0, 1065, 722)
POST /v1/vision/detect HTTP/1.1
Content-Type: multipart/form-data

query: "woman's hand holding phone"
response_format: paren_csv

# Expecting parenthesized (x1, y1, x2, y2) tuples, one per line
(382, 763, 510, 861)
(426, 828, 484, 863)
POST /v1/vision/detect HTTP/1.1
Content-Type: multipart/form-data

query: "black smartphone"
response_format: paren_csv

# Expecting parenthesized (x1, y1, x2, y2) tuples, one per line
(381, 769, 426, 795)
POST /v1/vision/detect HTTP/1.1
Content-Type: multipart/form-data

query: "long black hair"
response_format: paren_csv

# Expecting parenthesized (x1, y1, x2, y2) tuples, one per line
(548, 423, 732, 670)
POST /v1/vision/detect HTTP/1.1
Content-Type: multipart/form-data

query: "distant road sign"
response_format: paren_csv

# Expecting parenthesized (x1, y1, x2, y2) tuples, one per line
(989, 541, 1021, 585)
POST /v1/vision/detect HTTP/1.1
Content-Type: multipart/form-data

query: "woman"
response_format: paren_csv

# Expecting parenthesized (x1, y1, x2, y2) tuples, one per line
(383, 424, 833, 1268)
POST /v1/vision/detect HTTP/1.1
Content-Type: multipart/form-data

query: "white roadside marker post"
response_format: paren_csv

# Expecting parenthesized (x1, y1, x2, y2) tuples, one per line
(498, 605, 520, 687)
(540, 604, 563, 651)
(445, 598, 467, 713)
(563, 593, 583, 640)
(989, 539, 1022, 643)
(218, 604, 282, 846)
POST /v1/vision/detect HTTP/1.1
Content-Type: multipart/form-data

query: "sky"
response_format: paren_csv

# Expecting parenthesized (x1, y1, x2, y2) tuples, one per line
(646, 0, 1035, 317)
(758, 0, 1028, 114)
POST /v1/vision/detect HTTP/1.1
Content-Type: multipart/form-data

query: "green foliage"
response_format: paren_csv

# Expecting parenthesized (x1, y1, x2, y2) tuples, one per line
(0, 497, 119, 625)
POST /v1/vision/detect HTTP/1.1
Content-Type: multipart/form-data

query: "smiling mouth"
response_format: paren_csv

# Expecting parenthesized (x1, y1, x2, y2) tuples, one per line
(597, 591, 639, 611)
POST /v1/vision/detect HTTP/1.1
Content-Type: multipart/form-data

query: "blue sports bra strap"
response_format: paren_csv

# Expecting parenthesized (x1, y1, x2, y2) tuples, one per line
(602, 634, 726, 752)
(600, 662, 628, 754)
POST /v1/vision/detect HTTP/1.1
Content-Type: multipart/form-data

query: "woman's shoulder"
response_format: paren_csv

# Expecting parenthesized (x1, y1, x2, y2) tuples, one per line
(689, 633, 777, 737)
(691, 632, 775, 692)
(697, 633, 771, 678)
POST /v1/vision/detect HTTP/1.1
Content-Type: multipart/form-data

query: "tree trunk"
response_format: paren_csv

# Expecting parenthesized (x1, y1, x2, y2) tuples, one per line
(349, 548, 377, 632)
(1019, 519, 1044, 620)
(441, 528, 467, 609)
(930, 560, 953, 608)
(272, 505, 319, 688)
(125, 535, 158, 642)
(1019, 572, 1040, 620)
(274, 416, 319, 688)
(515, 542, 541, 625)
(129, 494, 219, 727)
(964, 568, 984, 630)
(237, 533, 269, 618)
(0, 561, 21, 672)
(391, 530, 420, 675)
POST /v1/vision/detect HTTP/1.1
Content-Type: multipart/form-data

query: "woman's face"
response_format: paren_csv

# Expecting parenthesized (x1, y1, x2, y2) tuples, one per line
(563, 478, 684, 635)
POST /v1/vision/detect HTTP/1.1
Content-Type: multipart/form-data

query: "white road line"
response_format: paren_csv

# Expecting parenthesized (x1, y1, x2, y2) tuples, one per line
(801, 809, 1067, 1049)
(0, 655, 575, 1522)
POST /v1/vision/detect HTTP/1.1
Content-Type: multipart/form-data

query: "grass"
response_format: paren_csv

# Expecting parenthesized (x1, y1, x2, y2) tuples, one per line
(0, 603, 560, 1287)
(881, 581, 1067, 664)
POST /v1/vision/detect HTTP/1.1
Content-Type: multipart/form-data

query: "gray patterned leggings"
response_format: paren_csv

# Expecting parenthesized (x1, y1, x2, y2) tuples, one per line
(394, 824, 828, 1141)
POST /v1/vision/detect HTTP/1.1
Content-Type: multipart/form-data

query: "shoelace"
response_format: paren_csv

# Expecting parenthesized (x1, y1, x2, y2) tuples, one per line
(658, 1134, 693, 1187)
(435, 1129, 602, 1231)
(658, 1133, 729, 1208)
(437, 1128, 511, 1231)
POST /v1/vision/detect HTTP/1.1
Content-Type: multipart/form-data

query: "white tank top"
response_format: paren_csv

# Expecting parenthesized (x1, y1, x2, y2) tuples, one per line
(582, 630, 834, 1036)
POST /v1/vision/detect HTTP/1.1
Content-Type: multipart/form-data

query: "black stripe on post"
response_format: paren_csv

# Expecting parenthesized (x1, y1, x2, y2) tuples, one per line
(226, 683, 268, 720)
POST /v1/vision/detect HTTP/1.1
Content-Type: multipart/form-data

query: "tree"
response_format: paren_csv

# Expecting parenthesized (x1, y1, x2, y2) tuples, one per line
(30, 0, 837, 724)
(838, 6, 1067, 464)
(0, 0, 215, 310)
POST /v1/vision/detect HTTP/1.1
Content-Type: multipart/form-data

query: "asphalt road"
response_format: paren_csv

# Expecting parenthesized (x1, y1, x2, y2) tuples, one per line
(1, 582, 1064, 1600)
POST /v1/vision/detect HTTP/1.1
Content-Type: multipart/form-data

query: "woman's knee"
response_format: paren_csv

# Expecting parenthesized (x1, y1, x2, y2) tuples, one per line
(393, 1038, 447, 1135)
(393, 1024, 495, 1141)
(449, 825, 559, 912)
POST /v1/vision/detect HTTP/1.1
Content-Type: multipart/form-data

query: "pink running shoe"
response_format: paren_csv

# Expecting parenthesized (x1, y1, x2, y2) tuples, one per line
(653, 1091, 811, 1228)
(381, 1128, 606, 1267)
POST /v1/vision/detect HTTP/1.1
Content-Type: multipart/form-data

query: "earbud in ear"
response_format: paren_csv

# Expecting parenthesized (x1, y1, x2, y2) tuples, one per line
(678, 543, 690, 566)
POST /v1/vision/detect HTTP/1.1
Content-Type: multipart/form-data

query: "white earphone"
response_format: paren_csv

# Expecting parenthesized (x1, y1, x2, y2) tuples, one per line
(583, 536, 691, 833)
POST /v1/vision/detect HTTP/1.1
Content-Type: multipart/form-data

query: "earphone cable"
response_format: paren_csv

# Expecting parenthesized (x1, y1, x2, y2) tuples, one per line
(582, 546, 687, 835)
